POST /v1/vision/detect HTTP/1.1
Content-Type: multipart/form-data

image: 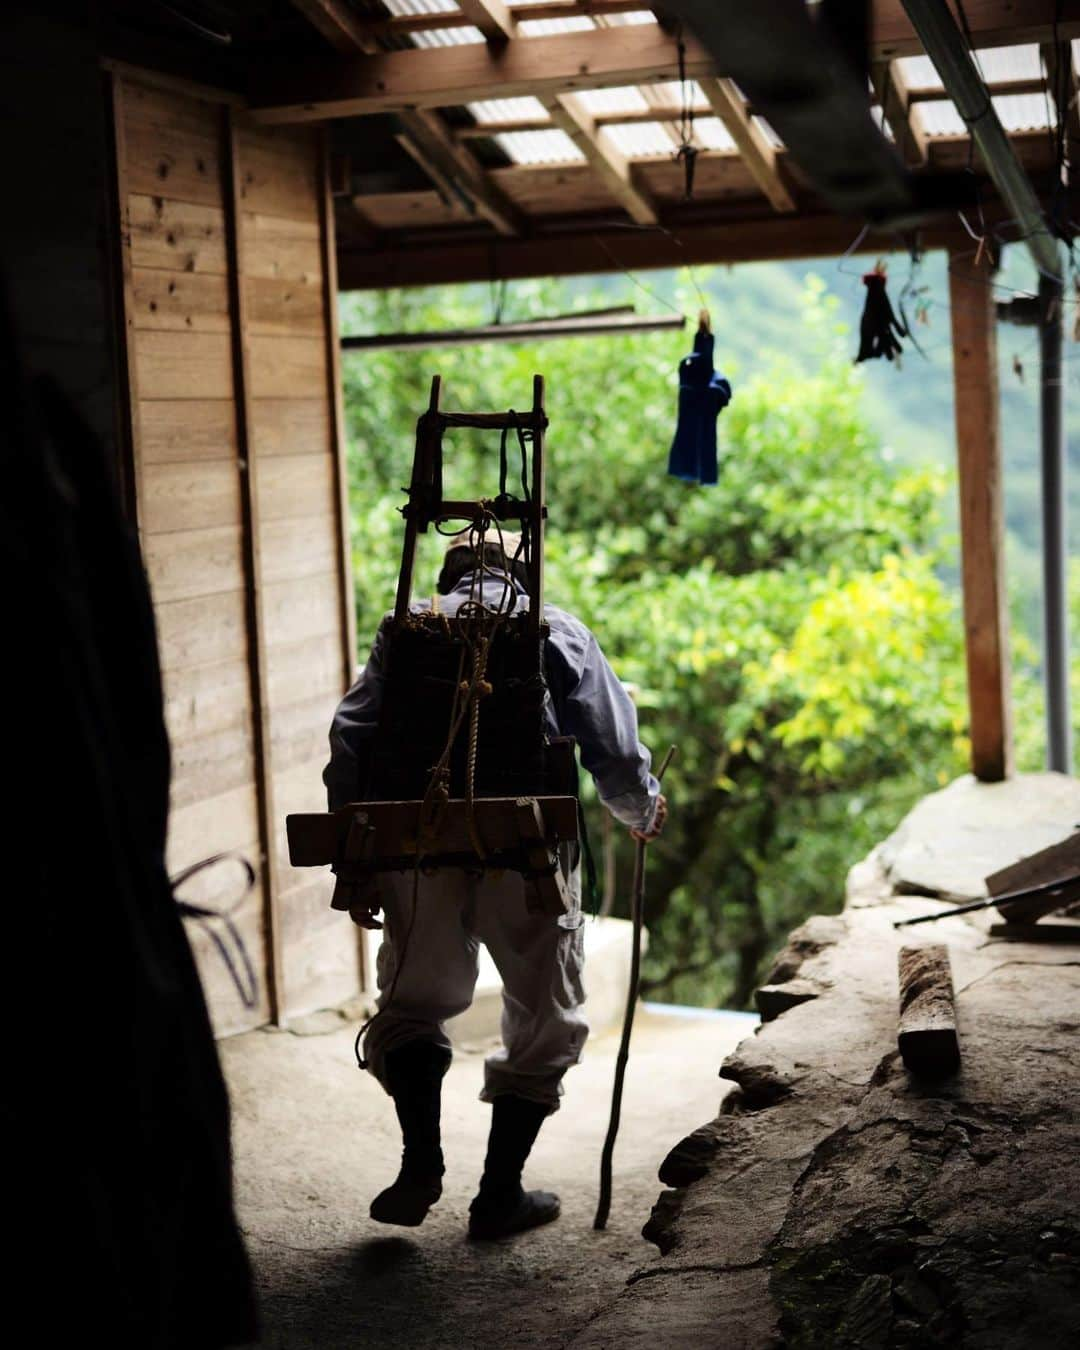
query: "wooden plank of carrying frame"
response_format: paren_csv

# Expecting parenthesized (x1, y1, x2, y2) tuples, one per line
(286, 796, 579, 865)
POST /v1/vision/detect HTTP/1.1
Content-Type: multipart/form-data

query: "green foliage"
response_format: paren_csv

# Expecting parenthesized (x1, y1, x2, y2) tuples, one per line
(339, 273, 1038, 1010)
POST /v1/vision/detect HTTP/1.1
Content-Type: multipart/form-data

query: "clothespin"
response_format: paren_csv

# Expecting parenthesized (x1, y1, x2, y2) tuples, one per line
(698, 308, 711, 334)
(1013, 353, 1024, 384)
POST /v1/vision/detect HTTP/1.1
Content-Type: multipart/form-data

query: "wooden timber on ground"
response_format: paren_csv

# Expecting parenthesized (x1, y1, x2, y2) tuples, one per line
(897, 943, 960, 1077)
(988, 921, 1080, 943)
(985, 830, 1080, 924)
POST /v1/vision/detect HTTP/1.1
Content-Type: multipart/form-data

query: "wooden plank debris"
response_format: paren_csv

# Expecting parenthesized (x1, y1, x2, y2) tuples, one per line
(985, 830, 1080, 923)
(897, 943, 960, 1077)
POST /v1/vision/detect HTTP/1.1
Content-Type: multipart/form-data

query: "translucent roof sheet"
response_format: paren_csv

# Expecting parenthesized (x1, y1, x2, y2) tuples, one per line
(647, 80, 709, 110)
(495, 129, 584, 164)
(468, 96, 550, 124)
(914, 92, 1051, 138)
(383, 0, 461, 14)
(693, 117, 737, 153)
(601, 121, 676, 157)
(518, 16, 596, 37)
(601, 10, 656, 24)
(576, 86, 650, 115)
(897, 43, 1042, 91)
(410, 25, 485, 46)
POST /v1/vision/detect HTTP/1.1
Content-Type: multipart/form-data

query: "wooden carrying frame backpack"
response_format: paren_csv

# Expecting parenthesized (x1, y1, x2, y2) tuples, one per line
(286, 376, 578, 917)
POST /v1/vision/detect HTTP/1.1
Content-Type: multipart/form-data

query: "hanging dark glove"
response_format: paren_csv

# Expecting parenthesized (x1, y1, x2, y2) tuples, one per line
(668, 314, 732, 486)
(856, 269, 907, 363)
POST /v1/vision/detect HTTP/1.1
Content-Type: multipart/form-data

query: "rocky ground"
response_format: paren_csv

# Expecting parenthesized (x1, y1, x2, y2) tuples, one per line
(574, 774, 1080, 1349)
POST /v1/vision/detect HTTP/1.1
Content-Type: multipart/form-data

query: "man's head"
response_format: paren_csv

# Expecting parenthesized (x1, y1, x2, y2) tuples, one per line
(437, 528, 527, 596)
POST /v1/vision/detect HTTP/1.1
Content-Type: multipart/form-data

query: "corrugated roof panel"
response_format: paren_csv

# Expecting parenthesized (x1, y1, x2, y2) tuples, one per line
(993, 92, 1053, 132)
(383, 0, 461, 13)
(897, 43, 1043, 91)
(577, 86, 649, 115)
(468, 97, 550, 124)
(913, 92, 1051, 138)
(518, 16, 595, 36)
(602, 10, 657, 23)
(913, 99, 965, 136)
(495, 129, 585, 164)
(693, 117, 737, 152)
(601, 121, 674, 157)
(753, 115, 783, 148)
(646, 80, 709, 109)
(410, 25, 485, 46)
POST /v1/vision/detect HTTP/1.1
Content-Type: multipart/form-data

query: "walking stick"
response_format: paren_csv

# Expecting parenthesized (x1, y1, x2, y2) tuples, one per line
(593, 744, 677, 1231)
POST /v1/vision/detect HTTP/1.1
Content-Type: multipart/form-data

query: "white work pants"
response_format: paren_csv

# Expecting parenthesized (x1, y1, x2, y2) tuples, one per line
(363, 862, 588, 1114)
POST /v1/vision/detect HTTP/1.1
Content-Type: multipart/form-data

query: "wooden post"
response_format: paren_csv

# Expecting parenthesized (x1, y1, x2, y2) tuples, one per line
(948, 248, 1013, 782)
(223, 107, 286, 1027)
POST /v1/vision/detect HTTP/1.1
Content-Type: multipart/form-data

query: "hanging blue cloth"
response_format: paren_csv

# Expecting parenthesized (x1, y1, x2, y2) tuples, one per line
(667, 320, 732, 486)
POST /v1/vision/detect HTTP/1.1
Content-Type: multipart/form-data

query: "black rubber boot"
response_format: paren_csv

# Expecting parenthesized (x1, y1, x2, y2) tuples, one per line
(468, 1094, 560, 1241)
(370, 1040, 451, 1227)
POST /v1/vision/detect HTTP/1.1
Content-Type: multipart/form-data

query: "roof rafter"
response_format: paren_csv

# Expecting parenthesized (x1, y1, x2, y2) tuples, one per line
(698, 78, 795, 213)
(455, 0, 517, 44)
(363, 1, 647, 39)
(249, 23, 715, 123)
(541, 93, 659, 224)
(287, 0, 523, 235)
(869, 59, 928, 167)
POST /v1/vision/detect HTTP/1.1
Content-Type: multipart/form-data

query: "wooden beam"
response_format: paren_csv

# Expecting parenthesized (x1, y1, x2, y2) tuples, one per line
(870, 60, 928, 167)
(364, 1, 647, 38)
(948, 246, 1013, 782)
(289, 0, 376, 54)
(542, 93, 658, 224)
(288, 0, 520, 233)
(223, 106, 286, 1025)
(398, 108, 524, 235)
(456, 0, 517, 44)
(872, 0, 1080, 61)
(699, 77, 795, 213)
(249, 23, 715, 123)
(338, 209, 997, 289)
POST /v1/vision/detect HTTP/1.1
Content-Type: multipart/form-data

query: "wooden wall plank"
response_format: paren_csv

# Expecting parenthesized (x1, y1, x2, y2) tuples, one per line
(170, 719, 257, 808)
(263, 573, 342, 647)
(948, 248, 1013, 781)
(269, 691, 339, 771)
(235, 120, 321, 220)
(167, 781, 261, 873)
(248, 335, 326, 399)
(245, 274, 324, 336)
(155, 589, 249, 671)
(259, 514, 338, 582)
(121, 77, 223, 141)
(132, 268, 231, 333)
(128, 194, 228, 274)
(258, 453, 336, 521)
(143, 524, 244, 603)
(319, 129, 360, 689)
(140, 399, 238, 463)
(266, 632, 348, 707)
(135, 329, 234, 401)
(162, 657, 254, 743)
(124, 123, 223, 208)
(184, 886, 272, 1036)
(142, 458, 242, 533)
(242, 213, 322, 283)
(250, 397, 330, 456)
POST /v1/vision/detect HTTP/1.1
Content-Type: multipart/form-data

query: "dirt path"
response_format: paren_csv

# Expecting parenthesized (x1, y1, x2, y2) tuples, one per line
(222, 1006, 752, 1349)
